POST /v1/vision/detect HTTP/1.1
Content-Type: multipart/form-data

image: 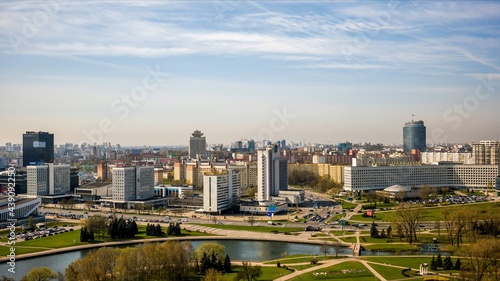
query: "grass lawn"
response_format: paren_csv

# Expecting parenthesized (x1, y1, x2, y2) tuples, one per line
(0, 226, 214, 256)
(290, 261, 374, 281)
(331, 230, 357, 236)
(350, 202, 497, 222)
(225, 265, 292, 281)
(339, 236, 357, 243)
(367, 262, 410, 280)
(361, 256, 462, 275)
(339, 202, 358, 209)
(192, 223, 304, 233)
(362, 243, 421, 252)
(291, 264, 321, 271)
(311, 233, 329, 237)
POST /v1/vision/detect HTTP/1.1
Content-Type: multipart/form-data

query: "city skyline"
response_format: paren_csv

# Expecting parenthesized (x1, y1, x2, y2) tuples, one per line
(1, 1, 499, 146)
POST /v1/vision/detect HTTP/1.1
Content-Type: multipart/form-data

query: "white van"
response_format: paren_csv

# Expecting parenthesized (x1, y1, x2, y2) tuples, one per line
(181, 218, 189, 222)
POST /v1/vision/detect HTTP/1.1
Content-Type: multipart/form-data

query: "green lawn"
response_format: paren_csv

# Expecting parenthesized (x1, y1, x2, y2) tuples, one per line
(290, 261, 374, 281)
(367, 262, 411, 280)
(361, 256, 436, 269)
(0, 226, 214, 256)
(362, 243, 421, 252)
(339, 202, 359, 209)
(339, 236, 357, 243)
(225, 265, 292, 281)
(350, 202, 497, 222)
(192, 223, 304, 233)
(361, 256, 462, 275)
(290, 264, 321, 271)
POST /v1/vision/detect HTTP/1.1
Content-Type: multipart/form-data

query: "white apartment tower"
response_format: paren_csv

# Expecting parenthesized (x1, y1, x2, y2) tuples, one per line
(27, 163, 70, 196)
(112, 166, 154, 202)
(257, 144, 288, 201)
(203, 169, 240, 213)
(189, 130, 207, 159)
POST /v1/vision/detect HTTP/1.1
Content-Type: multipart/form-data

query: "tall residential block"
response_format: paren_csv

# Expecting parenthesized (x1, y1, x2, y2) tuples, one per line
(189, 130, 207, 159)
(472, 140, 500, 165)
(23, 131, 54, 167)
(257, 144, 288, 201)
(403, 120, 426, 154)
(203, 169, 240, 213)
(27, 163, 70, 196)
(112, 166, 154, 202)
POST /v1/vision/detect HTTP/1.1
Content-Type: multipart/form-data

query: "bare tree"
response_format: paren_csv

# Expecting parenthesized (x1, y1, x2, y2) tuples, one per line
(320, 243, 330, 258)
(395, 203, 424, 244)
(246, 216, 256, 227)
(331, 242, 341, 258)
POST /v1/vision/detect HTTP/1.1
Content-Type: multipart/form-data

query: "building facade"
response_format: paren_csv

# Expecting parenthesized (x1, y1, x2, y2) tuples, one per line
(403, 120, 426, 154)
(112, 166, 154, 202)
(344, 164, 498, 192)
(22, 131, 54, 167)
(189, 130, 207, 159)
(257, 145, 288, 201)
(27, 163, 70, 196)
(473, 140, 499, 165)
(203, 170, 240, 213)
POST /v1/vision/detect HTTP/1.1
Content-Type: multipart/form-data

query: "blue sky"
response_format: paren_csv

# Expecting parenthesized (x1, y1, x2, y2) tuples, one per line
(1, 1, 499, 146)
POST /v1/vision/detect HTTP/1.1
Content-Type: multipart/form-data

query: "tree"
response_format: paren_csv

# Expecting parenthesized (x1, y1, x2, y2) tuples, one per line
(430, 256, 437, 270)
(246, 187, 256, 198)
(22, 267, 58, 281)
(370, 222, 379, 238)
(82, 215, 109, 239)
(395, 203, 424, 244)
(332, 242, 341, 258)
(196, 242, 226, 262)
(234, 261, 262, 281)
(436, 253, 443, 268)
(443, 255, 453, 270)
(223, 254, 231, 273)
(386, 225, 392, 238)
(66, 247, 120, 281)
(419, 185, 437, 201)
(460, 239, 500, 281)
(454, 258, 461, 270)
(203, 268, 225, 281)
(27, 216, 35, 230)
(320, 243, 330, 258)
(246, 216, 256, 227)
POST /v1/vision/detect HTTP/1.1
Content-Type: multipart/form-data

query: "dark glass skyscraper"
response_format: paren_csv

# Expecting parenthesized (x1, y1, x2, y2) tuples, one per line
(403, 120, 426, 154)
(22, 131, 54, 166)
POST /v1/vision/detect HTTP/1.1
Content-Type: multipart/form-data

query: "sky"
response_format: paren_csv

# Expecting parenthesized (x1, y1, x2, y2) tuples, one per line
(1, 1, 499, 146)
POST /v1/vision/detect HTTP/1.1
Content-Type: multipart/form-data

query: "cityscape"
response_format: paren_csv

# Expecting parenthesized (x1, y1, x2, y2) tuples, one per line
(1, 1, 500, 281)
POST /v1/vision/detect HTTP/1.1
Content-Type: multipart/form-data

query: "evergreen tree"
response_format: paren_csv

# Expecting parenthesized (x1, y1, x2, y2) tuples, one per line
(370, 222, 379, 238)
(430, 256, 437, 270)
(443, 255, 453, 270)
(80, 227, 88, 242)
(436, 253, 443, 268)
(454, 258, 462, 270)
(155, 224, 162, 236)
(200, 252, 210, 275)
(224, 254, 231, 273)
(386, 225, 392, 238)
(130, 220, 138, 235)
(380, 229, 387, 238)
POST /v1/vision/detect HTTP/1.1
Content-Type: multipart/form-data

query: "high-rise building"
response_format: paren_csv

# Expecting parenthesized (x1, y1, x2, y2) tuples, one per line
(203, 169, 240, 213)
(112, 166, 154, 202)
(23, 131, 54, 167)
(257, 144, 288, 201)
(403, 120, 426, 154)
(27, 163, 70, 196)
(189, 130, 207, 159)
(472, 140, 500, 165)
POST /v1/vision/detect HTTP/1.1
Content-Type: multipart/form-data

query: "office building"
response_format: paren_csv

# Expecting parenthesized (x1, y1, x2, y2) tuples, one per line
(344, 164, 498, 192)
(22, 131, 54, 167)
(189, 130, 207, 159)
(257, 144, 288, 201)
(403, 120, 426, 154)
(203, 169, 240, 213)
(27, 163, 70, 196)
(472, 140, 500, 165)
(112, 166, 154, 202)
